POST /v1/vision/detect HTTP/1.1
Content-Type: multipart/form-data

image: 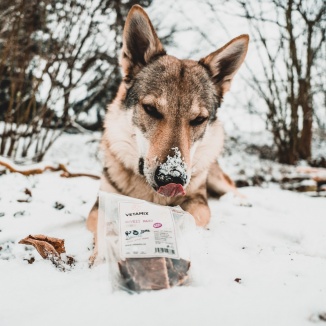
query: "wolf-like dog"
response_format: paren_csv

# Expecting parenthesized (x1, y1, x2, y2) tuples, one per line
(87, 5, 249, 249)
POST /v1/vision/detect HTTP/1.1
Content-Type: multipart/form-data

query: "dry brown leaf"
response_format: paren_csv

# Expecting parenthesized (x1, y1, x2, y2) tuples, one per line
(17, 198, 32, 203)
(19, 234, 65, 259)
(24, 257, 35, 264)
(18, 235, 76, 272)
(24, 188, 32, 197)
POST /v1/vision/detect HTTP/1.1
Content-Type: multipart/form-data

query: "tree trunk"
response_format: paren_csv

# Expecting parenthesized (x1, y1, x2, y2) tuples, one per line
(278, 146, 297, 165)
(297, 79, 313, 160)
(298, 112, 312, 159)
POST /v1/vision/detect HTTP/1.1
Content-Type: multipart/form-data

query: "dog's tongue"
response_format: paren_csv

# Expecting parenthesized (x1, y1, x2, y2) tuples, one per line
(157, 183, 186, 197)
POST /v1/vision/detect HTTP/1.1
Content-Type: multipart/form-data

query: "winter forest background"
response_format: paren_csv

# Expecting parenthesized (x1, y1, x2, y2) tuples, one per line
(0, 0, 325, 166)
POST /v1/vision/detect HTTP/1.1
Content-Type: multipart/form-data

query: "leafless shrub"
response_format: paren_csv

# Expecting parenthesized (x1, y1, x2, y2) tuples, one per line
(0, 0, 153, 162)
(202, 0, 325, 164)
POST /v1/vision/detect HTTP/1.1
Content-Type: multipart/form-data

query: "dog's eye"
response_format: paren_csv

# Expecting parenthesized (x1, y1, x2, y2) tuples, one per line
(142, 104, 163, 120)
(190, 116, 208, 126)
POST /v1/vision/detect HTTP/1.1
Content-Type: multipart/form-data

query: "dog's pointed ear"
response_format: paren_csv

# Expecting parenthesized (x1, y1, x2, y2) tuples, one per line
(199, 34, 249, 95)
(121, 5, 165, 79)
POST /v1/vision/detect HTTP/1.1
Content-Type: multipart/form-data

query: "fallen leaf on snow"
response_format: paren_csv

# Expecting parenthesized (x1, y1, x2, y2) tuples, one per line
(66, 255, 75, 267)
(54, 202, 65, 210)
(309, 312, 326, 323)
(17, 188, 33, 203)
(17, 198, 32, 203)
(19, 234, 65, 259)
(24, 188, 32, 197)
(24, 257, 35, 264)
(319, 313, 326, 322)
(18, 235, 75, 271)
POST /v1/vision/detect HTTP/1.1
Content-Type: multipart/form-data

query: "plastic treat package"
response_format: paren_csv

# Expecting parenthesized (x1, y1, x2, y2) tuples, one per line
(97, 191, 196, 292)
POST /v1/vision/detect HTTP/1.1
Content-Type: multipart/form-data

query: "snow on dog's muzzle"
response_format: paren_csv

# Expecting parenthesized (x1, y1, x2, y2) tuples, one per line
(154, 148, 188, 197)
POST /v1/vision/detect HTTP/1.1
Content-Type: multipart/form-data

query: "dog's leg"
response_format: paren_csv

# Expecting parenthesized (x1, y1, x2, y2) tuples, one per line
(207, 161, 252, 207)
(207, 160, 240, 197)
(87, 198, 99, 233)
(87, 199, 99, 265)
(181, 191, 211, 227)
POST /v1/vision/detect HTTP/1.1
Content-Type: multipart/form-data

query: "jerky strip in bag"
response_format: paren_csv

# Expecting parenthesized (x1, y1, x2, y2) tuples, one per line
(118, 257, 191, 291)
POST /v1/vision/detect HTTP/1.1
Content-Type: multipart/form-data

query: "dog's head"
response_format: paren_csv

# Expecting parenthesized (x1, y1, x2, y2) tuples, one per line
(121, 5, 248, 197)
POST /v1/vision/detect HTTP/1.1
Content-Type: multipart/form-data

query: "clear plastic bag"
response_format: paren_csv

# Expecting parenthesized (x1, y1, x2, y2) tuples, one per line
(97, 191, 196, 292)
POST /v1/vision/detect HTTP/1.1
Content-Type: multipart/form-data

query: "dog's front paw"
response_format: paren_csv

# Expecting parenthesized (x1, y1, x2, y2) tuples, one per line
(220, 191, 252, 207)
(182, 201, 211, 228)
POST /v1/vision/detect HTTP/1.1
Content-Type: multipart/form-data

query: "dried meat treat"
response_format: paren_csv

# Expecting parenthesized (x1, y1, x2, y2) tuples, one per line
(166, 258, 191, 286)
(118, 258, 170, 291)
(118, 257, 191, 291)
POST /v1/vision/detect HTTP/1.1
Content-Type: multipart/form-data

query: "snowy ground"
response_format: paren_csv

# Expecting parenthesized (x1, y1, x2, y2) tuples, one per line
(0, 134, 326, 326)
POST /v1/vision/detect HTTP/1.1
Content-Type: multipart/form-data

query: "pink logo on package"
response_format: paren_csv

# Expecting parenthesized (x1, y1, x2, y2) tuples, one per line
(153, 223, 162, 228)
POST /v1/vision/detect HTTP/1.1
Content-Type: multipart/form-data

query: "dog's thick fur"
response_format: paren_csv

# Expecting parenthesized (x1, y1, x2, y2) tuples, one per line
(87, 5, 249, 249)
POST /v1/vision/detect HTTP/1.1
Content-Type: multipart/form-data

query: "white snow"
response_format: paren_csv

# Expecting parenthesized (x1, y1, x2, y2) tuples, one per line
(0, 133, 325, 326)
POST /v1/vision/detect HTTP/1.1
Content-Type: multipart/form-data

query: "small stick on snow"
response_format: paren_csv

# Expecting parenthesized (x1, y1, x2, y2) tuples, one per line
(0, 156, 100, 180)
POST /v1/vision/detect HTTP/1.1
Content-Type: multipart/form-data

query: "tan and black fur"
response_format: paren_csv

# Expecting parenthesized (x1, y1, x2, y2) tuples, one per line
(87, 5, 249, 249)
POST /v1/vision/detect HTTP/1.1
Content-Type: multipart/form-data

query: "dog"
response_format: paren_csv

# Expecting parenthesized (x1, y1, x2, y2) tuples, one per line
(87, 5, 249, 252)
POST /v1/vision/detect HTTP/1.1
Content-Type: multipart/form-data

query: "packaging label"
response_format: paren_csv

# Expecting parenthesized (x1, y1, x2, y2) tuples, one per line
(119, 202, 179, 259)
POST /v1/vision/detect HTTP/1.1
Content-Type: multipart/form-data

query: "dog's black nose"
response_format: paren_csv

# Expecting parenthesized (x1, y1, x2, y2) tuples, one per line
(154, 167, 186, 187)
